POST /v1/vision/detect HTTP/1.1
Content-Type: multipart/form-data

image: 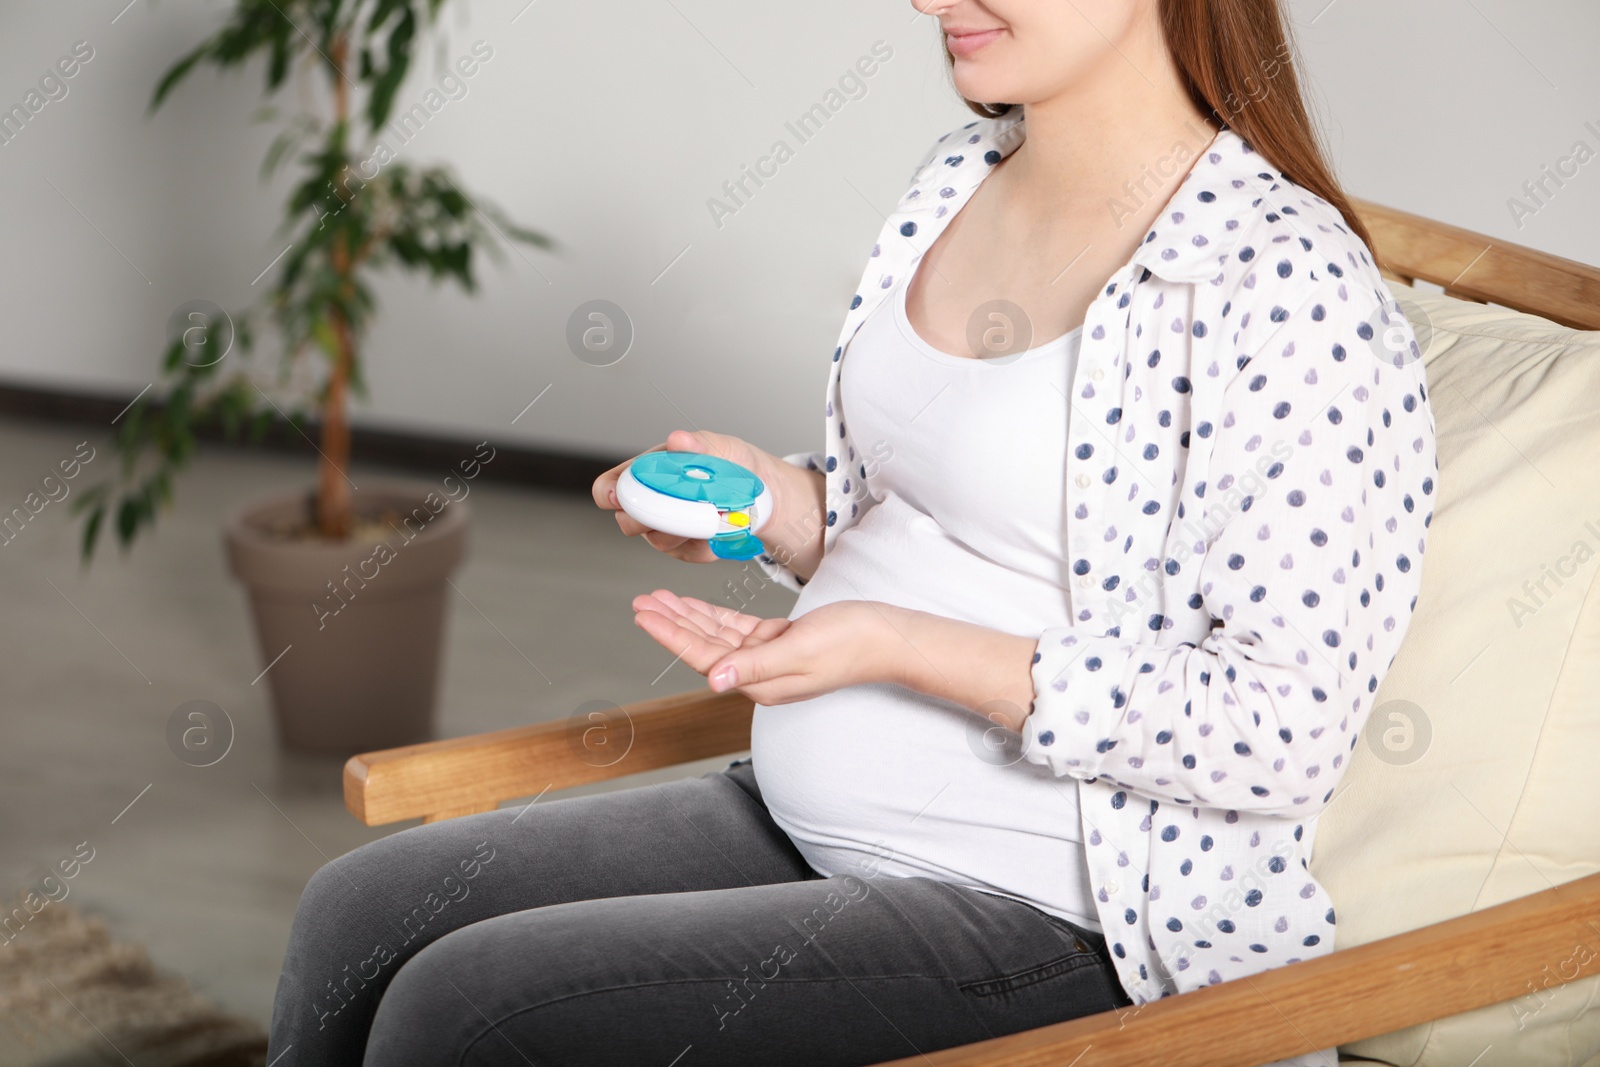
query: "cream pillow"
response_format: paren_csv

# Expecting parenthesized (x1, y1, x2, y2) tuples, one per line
(1311, 282, 1600, 1066)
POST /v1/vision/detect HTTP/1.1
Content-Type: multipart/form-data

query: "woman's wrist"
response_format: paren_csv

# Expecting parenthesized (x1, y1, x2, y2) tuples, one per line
(890, 607, 1037, 732)
(757, 458, 826, 581)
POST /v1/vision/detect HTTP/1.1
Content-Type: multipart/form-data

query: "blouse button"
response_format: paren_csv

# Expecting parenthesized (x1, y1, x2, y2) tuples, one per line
(1078, 575, 1094, 588)
(1091, 368, 1105, 382)
(1107, 879, 1120, 894)
(1075, 474, 1091, 488)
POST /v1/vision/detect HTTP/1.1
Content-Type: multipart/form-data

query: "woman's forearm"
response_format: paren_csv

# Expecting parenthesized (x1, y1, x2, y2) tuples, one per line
(891, 608, 1037, 733)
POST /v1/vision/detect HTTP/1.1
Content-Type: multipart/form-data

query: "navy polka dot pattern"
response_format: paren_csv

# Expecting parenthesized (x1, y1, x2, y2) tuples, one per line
(754, 109, 1437, 1047)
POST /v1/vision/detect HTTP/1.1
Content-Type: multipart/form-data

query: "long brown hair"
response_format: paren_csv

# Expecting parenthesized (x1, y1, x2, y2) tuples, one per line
(946, 0, 1375, 254)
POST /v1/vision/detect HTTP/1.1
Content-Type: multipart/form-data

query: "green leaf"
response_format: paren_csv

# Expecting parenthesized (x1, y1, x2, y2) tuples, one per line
(389, 230, 424, 266)
(116, 497, 141, 547)
(266, 15, 297, 90)
(318, 0, 349, 39)
(311, 315, 342, 360)
(367, 0, 409, 35)
(262, 129, 301, 180)
(365, 62, 405, 132)
(444, 241, 472, 289)
(366, 7, 415, 130)
(81, 504, 106, 562)
(150, 47, 207, 112)
(70, 482, 108, 517)
(160, 336, 187, 373)
(434, 185, 468, 219)
(496, 217, 557, 251)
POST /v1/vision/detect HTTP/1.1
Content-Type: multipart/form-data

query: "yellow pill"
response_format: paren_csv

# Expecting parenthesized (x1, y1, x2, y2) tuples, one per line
(725, 511, 750, 527)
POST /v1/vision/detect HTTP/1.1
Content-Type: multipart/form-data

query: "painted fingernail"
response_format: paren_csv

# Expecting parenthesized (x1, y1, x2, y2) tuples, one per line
(710, 665, 737, 691)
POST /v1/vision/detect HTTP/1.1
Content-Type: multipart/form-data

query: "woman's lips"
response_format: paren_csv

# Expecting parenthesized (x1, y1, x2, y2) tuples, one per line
(945, 28, 1003, 57)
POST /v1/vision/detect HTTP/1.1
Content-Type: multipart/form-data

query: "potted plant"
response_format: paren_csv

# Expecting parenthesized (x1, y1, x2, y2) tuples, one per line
(75, 0, 553, 754)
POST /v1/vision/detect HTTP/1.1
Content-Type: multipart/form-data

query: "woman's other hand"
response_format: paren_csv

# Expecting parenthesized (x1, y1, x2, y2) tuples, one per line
(630, 590, 903, 704)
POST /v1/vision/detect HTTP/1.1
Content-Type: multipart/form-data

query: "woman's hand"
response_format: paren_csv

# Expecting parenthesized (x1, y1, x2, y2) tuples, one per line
(592, 430, 769, 563)
(630, 590, 904, 704)
(593, 430, 823, 576)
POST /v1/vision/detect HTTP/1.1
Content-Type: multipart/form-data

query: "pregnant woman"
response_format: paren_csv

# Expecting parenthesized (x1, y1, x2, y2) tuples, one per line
(267, 1, 1436, 1064)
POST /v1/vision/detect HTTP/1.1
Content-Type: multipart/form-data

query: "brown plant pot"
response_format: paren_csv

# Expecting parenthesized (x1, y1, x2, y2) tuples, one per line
(223, 480, 469, 755)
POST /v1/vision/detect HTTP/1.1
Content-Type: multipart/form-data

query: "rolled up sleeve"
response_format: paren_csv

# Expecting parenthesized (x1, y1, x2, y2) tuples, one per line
(753, 450, 826, 593)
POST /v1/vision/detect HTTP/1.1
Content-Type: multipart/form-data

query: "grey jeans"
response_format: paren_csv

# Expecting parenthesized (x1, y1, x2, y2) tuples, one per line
(268, 758, 1130, 1066)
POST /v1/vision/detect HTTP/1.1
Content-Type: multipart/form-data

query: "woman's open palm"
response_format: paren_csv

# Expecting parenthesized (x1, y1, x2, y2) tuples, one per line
(630, 589, 899, 704)
(631, 590, 792, 671)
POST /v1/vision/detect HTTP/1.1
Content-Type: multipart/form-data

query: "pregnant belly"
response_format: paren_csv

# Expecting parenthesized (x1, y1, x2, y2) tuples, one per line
(751, 684, 1101, 932)
(751, 681, 970, 852)
(746, 495, 1099, 930)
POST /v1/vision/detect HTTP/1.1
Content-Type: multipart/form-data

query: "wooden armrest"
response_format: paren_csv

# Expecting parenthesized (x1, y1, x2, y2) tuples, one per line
(343, 689, 754, 825)
(870, 870, 1600, 1066)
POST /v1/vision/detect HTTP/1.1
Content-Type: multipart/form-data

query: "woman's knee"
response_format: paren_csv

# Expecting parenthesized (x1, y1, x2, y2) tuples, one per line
(279, 837, 423, 1011)
(269, 849, 393, 1059)
(362, 922, 550, 1066)
(287, 848, 371, 953)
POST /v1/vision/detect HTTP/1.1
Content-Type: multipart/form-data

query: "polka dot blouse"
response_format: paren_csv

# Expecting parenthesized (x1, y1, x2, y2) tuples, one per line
(756, 109, 1438, 1065)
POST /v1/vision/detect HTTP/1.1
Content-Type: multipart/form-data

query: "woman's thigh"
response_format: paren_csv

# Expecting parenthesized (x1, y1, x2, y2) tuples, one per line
(363, 870, 1129, 1067)
(269, 760, 814, 1065)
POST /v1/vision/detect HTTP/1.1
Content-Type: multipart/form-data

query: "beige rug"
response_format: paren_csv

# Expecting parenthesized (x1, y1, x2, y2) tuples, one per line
(0, 900, 268, 1067)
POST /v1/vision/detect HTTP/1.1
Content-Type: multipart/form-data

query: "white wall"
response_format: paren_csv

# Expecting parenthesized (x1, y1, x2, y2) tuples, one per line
(1, 0, 1596, 462)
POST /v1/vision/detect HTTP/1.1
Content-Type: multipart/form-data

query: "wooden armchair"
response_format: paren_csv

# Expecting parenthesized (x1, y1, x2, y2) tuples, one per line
(345, 203, 1600, 1067)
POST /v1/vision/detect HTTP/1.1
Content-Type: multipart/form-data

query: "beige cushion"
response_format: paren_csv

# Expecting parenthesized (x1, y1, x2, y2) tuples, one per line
(1310, 283, 1600, 1066)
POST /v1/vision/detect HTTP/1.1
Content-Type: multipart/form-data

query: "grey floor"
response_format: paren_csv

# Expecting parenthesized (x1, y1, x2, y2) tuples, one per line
(0, 416, 784, 1031)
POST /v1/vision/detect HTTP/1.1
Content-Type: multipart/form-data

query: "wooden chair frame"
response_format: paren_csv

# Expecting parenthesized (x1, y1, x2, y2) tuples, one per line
(345, 201, 1600, 1066)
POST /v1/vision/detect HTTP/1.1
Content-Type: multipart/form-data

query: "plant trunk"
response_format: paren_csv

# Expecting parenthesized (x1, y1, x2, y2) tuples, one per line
(315, 305, 354, 539)
(315, 32, 356, 541)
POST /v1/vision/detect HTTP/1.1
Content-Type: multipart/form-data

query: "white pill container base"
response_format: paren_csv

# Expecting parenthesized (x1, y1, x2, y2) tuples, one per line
(615, 467, 775, 542)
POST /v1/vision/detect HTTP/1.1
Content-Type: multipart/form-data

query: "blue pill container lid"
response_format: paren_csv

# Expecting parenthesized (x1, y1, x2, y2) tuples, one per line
(629, 451, 765, 510)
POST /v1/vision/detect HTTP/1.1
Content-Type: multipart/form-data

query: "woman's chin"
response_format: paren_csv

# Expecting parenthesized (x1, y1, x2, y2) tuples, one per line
(951, 69, 1024, 109)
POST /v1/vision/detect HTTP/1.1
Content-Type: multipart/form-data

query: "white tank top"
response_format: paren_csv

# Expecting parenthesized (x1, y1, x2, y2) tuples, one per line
(750, 254, 1100, 931)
